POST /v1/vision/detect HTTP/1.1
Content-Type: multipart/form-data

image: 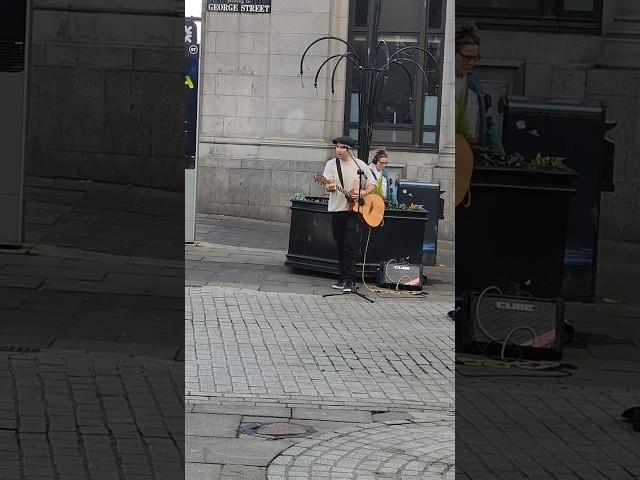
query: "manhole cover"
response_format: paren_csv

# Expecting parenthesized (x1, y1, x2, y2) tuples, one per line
(257, 423, 306, 436)
(241, 422, 315, 439)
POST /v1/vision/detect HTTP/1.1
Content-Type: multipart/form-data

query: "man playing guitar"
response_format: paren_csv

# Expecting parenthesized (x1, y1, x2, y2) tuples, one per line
(323, 136, 376, 293)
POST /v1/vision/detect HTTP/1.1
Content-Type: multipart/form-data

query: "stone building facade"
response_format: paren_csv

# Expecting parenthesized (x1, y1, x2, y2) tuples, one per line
(27, 0, 184, 190)
(458, 0, 640, 242)
(196, 0, 456, 239)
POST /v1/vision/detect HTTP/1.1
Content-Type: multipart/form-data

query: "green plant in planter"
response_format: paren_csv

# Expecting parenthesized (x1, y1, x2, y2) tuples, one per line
(394, 203, 425, 211)
(292, 192, 307, 201)
(475, 151, 567, 170)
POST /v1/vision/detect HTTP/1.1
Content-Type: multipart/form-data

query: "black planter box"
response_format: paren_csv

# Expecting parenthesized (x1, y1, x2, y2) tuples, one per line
(456, 166, 577, 298)
(285, 197, 428, 277)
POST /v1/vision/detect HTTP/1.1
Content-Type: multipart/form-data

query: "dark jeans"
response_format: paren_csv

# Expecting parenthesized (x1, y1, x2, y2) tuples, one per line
(331, 211, 361, 283)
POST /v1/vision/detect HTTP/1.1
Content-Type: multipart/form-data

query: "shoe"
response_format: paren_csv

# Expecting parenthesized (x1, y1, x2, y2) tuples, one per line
(343, 280, 354, 293)
(332, 279, 344, 290)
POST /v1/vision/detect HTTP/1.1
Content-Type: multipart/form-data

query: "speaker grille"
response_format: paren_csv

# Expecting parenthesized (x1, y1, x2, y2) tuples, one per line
(0, 42, 25, 72)
(472, 294, 558, 348)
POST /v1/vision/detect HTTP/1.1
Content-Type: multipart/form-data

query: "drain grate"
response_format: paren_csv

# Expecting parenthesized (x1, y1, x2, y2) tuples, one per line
(240, 422, 315, 440)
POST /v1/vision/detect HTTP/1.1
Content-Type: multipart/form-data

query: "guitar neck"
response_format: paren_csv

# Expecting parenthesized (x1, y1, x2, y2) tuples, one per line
(314, 174, 366, 199)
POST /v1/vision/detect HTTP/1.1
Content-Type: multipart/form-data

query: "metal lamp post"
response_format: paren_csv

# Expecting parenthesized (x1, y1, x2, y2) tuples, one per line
(299, 0, 440, 162)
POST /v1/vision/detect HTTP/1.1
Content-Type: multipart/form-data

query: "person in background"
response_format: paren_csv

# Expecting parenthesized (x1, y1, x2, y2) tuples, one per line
(455, 24, 505, 155)
(368, 147, 393, 201)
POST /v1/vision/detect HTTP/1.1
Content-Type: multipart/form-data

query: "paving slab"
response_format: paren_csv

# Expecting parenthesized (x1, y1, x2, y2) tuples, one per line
(291, 408, 373, 423)
(288, 419, 366, 434)
(191, 404, 292, 418)
(372, 412, 416, 422)
(186, 413, 241, 438)
(185, 463, 223, 480)
(221, 465, 267, 480)
(187, 436, 295, 467)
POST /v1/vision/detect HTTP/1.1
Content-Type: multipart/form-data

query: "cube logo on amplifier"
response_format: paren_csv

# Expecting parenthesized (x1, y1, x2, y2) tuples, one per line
(495, 301, 535, 312)
(377, 262, 423, 291)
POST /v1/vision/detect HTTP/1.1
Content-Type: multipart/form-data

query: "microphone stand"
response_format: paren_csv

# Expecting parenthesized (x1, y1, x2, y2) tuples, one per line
(323, 147, 374, 303)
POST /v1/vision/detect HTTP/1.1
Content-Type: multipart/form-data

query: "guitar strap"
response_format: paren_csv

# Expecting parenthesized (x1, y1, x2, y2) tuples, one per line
(335, 158, 345, 189)
(335, 158, 350, 201)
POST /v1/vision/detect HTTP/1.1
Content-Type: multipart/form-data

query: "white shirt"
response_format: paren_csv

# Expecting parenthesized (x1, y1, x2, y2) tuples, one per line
(322, 156, 375, 212)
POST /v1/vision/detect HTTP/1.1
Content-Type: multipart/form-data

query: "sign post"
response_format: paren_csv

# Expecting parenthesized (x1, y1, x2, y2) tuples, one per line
(0, 0, 30, 246)
(184, 18, 200, 243)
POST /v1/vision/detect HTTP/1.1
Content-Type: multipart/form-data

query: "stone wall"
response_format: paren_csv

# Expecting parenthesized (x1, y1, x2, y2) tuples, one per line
(197, 0, 456, 239)
(27, 0, 184, 190)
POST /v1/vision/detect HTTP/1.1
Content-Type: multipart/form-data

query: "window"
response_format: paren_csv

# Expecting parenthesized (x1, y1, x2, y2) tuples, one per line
(345, 0, 446, 151)
(457, 0, 602, 32)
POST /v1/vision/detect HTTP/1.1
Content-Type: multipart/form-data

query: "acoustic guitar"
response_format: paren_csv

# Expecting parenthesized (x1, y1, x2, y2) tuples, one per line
(313, 173, 385, 228)
(455, 133, 474, 207)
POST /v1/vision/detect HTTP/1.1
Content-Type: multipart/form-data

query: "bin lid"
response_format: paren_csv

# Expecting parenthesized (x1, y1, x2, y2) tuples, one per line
(398, 179, 441, 188)
(501, 95, 603, 118)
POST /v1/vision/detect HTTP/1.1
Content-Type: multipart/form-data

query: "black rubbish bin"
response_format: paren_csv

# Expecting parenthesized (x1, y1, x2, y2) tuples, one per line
(456, 166, 577, 299)
(500, 96, 616, 301)
(396, 179, 445, 266)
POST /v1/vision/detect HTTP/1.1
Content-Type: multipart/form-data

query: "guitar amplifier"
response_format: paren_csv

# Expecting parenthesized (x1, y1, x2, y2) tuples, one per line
(457, 291, 567, 360)
(377, 262, 423, 291)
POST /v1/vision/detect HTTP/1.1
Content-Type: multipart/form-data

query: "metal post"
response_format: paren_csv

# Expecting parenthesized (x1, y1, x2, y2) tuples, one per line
(0, 0, 31, 246)
(299, 0, 439, 163)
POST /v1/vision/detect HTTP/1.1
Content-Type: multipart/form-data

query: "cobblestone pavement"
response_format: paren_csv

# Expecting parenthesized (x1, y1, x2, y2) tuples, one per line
(456, 381, 640, 479)
(267, 419, 454, 480)
(186, 286, 454, 410)
(185, 286, 454, 479)
(0, 350, 183, 479)
(186, 215, 455, 479)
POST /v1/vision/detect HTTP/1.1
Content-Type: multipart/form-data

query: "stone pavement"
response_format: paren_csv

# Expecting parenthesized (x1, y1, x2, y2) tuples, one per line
(0, 177, 185, 477)
(0, 349, 183, 479)
(186, 287, 453, 409)
(185, 286, 455, 479)
(186, 214, 455, 479)
(455, 239, 640, 479)
(1, 176, 183, 355)
(187, 213, 455, 303)
(188, 214, 640, 479)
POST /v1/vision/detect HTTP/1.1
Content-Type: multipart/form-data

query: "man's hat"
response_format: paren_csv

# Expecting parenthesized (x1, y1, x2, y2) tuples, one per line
(332, 136, 358, 148)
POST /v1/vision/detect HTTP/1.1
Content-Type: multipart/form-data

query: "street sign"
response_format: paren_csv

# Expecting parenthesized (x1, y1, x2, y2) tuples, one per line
(207, 0, 272, 14)
(187, 44, 199, 56)
(185, 19, 199, 55)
